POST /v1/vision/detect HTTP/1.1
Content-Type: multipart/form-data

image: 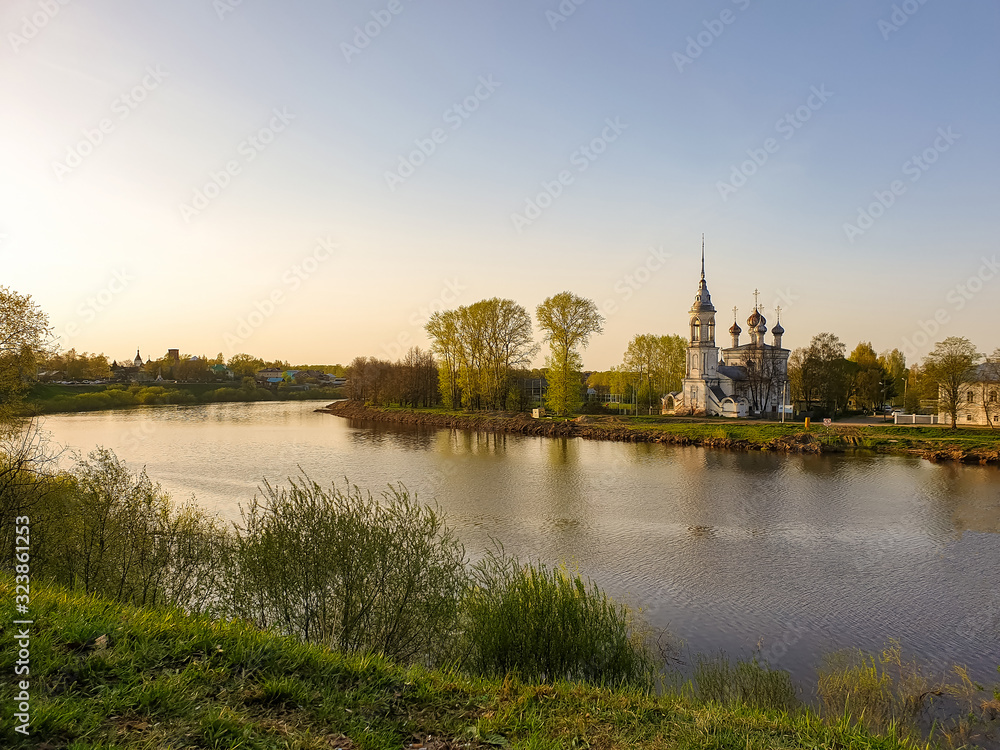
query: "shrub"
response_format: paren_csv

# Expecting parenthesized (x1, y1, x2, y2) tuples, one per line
(37, 448, 227, 611)
(226, 476, 467, 665)
(460, 544, 657, 686)
(692, 651, 798, 712)
(817, 641, 944, 736)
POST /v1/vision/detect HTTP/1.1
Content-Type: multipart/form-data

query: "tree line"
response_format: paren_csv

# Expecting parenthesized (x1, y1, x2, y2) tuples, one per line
(789, 333, 999, 428)
(347, 347, 439, 408)
(587, 334, 687, 412)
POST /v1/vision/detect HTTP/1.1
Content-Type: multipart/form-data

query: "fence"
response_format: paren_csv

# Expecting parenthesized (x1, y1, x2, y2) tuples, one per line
(893, 413, 940, 425)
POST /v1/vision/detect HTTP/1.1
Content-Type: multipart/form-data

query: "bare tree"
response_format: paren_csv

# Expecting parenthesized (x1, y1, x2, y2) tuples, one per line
(739, 345, 783, 414)
(978, 349, 1000, 429)
(923, 337, 981, 429)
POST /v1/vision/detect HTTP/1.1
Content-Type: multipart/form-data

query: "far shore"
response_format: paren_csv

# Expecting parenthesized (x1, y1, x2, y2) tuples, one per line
(318, 401, 1000, 466)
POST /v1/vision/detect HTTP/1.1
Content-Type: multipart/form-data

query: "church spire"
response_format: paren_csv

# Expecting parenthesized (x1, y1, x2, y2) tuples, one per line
(690, 235, 715, 313)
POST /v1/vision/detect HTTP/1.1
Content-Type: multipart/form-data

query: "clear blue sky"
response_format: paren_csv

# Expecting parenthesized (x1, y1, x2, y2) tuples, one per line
(2, 0, 998, 368)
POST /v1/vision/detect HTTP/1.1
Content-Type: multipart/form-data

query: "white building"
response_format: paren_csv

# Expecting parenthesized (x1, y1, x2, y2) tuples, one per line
(663, 247, 791, 418)
(938, 364, 1000, 426)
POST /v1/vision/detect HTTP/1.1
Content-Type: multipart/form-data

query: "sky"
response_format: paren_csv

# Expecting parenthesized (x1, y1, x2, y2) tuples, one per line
(2, 0, 998, 370)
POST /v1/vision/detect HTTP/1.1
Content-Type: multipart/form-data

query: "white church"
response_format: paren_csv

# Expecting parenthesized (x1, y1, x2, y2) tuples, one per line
(663, 245, 792, 418)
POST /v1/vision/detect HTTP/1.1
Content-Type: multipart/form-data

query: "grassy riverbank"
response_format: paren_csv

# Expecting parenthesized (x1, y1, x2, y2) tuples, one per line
(0, 579, 924, 750)
(321, 403, 1000, 464)
(22, 383, 344, 415)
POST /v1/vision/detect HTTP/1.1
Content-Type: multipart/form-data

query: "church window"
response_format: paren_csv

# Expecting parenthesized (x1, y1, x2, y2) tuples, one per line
(967, 391, 974, 403)
(692, 320, 701, 342)
(990, 391, 997, 403)
(966, 414, 973, 421)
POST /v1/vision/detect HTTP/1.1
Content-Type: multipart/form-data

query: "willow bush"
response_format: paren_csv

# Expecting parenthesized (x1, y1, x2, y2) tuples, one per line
(226, 477, 467, 665)
(49, 449, 226, 610)
(460, 544, 657, 686)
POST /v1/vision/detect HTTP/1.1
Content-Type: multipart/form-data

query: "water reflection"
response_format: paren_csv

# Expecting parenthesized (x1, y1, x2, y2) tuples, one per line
(39, 401, 1000, 685)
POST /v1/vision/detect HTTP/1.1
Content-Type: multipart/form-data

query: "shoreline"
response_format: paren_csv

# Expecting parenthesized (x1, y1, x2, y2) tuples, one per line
(318, 401, 1000, 465)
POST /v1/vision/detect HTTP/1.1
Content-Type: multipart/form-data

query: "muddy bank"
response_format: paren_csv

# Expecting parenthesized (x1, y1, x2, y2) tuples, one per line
(317, 402, 833, 455)
(317, 402, 1000, 465)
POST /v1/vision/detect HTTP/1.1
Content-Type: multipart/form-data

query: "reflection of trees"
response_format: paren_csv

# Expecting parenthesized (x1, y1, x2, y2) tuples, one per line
(934, 463, 1000, 534)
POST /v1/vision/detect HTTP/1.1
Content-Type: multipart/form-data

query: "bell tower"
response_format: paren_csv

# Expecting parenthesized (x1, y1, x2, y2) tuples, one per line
(685, 236, 720, 381)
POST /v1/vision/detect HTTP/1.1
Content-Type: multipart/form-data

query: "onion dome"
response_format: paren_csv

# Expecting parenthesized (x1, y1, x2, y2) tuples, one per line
(729, 321, 742, 336)
(772, 321, 784, 336)
(747, 309, 763, 329)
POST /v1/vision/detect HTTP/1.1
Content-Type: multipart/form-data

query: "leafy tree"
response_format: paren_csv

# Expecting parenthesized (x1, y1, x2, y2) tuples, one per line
(793, 333, 852, 417)
(426, 299, 536, 411)
(536, 292, 604, 416)
(38, 350, 112, 381)
(923, 337, 981, 429)
(788, 348, 809, 409)
(0, 286, 52, 412)
(227, 353, 266, 379)
(903, 364, 929, 415)
(849, 342, 886, 413)
(426, 310, 463, 409)
(173, 355, 211, 383)
(621, 334, 686, 411)
(878, 348, 907, 407)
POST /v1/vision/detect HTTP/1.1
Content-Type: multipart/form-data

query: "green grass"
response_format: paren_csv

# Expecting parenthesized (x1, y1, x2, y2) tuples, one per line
(0, 578, 923, 749)
(22, 383, 344, 415)
(461, 546, 657, 686)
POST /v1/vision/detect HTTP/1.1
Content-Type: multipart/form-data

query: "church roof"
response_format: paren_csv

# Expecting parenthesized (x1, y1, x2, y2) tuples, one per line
(717, 364, 748, 381)
(722, 342, 789, 354)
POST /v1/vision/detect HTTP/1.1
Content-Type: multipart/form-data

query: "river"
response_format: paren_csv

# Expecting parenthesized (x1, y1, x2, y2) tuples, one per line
(39, 400, 1000, 687)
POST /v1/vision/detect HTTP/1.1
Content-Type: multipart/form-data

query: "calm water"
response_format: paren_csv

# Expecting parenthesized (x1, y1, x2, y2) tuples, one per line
(40, 401, 1000, 685)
